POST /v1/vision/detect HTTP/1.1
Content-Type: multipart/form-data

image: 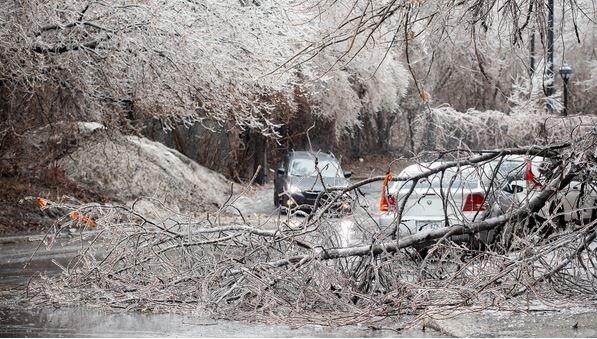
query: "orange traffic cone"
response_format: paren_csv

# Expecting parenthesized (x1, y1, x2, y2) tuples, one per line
(378, 172, 393, 212)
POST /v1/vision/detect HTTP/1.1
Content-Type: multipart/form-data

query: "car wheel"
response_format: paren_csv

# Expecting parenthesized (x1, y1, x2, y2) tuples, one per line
(548, 200, 566, 230)
(591, 198, 597, 222)
(467, 235, 486, 252)
(274, 191, 280, 207)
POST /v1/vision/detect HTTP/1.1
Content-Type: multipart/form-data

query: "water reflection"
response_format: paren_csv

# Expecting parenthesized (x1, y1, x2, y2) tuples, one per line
(0, 305, 439, 337)
(0, 234, 441, 338)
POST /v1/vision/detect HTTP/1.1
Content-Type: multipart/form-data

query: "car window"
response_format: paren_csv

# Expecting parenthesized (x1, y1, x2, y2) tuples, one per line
(393, 167, 479, 191)
(487, 159, 552, 181)
(491, 160, 526, 181)
(289, 158, 343, 178)
(422, 169, 478, 190)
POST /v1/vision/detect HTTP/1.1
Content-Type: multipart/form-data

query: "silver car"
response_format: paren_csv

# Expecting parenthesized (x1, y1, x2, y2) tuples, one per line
(493, 155, 597, 224)
(378, 156, 597, 246)
(378, 162, 499, 244)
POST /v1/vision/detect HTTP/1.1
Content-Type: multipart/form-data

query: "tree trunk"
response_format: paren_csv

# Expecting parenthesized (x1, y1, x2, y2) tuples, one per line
(253, 132, 268, 185)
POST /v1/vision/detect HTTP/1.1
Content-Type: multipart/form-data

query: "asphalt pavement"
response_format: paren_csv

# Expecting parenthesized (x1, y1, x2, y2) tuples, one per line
(3, 180, 597, 337)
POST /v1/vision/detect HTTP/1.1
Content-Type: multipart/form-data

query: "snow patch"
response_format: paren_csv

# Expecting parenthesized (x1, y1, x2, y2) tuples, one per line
(77, 122, 105, 133)
(59, 132, 230, 213)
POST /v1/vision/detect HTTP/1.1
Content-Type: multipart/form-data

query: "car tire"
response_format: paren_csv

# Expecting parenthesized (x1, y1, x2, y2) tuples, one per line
(274, 191, 280, 207)
(417, 247, 429, 259)
(548, 200, 566, 230)
(467, 235, 486, 252)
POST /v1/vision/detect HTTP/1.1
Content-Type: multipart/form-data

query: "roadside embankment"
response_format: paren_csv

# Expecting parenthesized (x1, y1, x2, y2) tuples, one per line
(0, 122, 231, 235)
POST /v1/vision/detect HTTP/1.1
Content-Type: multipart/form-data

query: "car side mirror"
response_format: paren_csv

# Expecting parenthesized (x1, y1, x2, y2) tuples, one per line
(503, 184, 514, 194)
(277, 168, 285, 175)
(511, 184, 524, 193)
(343, 171, 352, 178)
(503, 183, 524, 194)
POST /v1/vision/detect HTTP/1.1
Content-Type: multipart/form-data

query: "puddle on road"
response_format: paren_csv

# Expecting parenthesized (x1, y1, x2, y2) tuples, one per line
(433, 308, 597, 338)
(338, 219, 354, 247)
(0, 257, 67, 288)
(0, 235, 440, 338)
(0, 304, 441, 338)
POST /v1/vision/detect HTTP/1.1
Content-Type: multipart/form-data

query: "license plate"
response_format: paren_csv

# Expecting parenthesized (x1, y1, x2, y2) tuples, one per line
(416, 221, 442, 231)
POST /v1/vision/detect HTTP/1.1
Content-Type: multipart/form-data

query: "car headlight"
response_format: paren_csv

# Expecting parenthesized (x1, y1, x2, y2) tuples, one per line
(288, 185, 302, 194)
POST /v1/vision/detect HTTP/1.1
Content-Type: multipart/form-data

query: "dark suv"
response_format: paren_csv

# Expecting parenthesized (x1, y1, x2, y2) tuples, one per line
(274, 151, 352, 210)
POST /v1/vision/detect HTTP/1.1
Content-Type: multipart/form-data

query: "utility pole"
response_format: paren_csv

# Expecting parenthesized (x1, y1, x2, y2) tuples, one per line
(546, 0, 555, 97)
(529, 29, 535, 77)
(559, 63, 573, 116)
(529, 2, 536, 78)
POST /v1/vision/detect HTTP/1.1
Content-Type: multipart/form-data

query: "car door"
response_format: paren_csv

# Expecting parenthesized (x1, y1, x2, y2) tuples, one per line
(274, 155, 289, 199)
(560, 179, 597, 222)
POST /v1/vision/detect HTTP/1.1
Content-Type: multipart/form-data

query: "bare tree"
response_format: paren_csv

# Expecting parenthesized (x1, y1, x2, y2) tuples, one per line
(1, 1, 414, 140)
(27, 128, 597, 326)
(285, 0, 595, 117)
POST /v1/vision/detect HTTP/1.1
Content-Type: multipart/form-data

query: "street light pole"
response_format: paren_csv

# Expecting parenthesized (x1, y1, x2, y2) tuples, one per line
(545, 0, 555, 113)
(559, 63, 573, 116)
(547, 0, 554, 96)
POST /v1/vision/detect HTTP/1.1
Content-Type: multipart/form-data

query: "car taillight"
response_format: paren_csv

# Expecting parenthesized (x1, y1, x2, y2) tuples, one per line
(524, 160, 535, 182)
(463, 193, 486, 212)
(524, 159, 542, 189)
(379, 194, 397, 212)
(379, 173, 396, 212)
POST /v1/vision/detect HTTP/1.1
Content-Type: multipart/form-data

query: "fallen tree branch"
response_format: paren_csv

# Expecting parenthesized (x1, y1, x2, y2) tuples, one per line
(511, 227, 597, 297)
(266, 172, 575, 268)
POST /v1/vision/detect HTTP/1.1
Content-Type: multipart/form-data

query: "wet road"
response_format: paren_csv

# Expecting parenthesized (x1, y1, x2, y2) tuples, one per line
(0, 184, 441, 337)
(234, 181, 382, 216)
(0, 306, 425, 337)
(3, 181, 597, 337)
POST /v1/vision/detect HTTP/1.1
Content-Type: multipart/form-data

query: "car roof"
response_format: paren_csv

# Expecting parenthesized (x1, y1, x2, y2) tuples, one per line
(400, 162, 486, 177)
(399, 162, 447, 175)
(391, 162, 484, 192)
(498, 154, 546, 163)
(288, 151, 336, 161)
(399, 155, 548, 175)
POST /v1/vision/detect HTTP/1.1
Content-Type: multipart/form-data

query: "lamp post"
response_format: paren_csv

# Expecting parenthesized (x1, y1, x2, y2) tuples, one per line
(559, 63, 573, 116)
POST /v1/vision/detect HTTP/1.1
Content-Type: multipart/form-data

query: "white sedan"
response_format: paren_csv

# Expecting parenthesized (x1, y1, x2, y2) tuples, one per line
(377, 156, 597, 245)
(378, 162, 498, 244)
(494, 155, 597, 225)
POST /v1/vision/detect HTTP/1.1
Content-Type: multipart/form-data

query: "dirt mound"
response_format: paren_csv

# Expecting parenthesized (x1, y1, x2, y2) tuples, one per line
(342, 154, 410, 179)
(0, 122, 230, 235)
(58, 128, 230, 214)
(0, 122, 112, 235)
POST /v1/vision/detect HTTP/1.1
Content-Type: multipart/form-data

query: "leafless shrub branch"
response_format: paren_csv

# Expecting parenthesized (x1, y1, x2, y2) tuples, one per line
(25, 129, 597, 326)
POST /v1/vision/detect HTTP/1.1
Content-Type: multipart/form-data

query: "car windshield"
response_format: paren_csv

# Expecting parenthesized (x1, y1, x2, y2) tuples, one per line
(289, 158, 343, 178)
(393, 167, 479, 191)
(490, 160, 526, 181)
(487, 159, 550, 181)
